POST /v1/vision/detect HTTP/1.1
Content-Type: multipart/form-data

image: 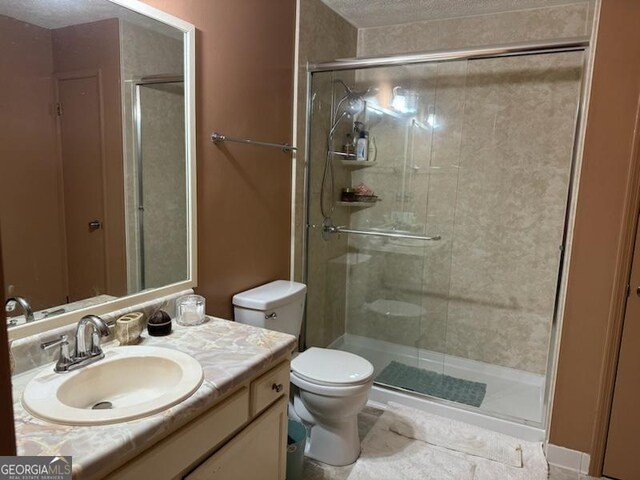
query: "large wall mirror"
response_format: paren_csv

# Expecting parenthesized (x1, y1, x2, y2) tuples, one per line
(0, 0, 196, 338)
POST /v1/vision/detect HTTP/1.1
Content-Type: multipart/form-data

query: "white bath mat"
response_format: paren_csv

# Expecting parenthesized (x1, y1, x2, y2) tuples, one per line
(347, 425, 476, 480)
(347, 403, 548, 480)
(388, 401, 523, 467)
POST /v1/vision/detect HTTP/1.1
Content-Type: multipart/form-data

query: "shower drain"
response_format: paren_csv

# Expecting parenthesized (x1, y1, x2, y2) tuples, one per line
(92, 401, 113, 410)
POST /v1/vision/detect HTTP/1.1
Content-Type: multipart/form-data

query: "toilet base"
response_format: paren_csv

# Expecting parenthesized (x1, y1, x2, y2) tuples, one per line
(292, 391, 361, 466)
(305, 417, 361, 466)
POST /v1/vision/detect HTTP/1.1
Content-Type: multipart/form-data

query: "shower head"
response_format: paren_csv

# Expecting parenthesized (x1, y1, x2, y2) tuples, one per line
(342, 91, 365, 116)
(333, 79, 378, 118)
(333, 79, 378, 98)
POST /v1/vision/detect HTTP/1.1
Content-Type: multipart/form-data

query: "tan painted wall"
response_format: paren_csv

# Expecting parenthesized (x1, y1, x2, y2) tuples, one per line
(549, 0, 640, 459)
(0, 16, 67, 311)
(140, 0, 297, 318)
(52, 19, 127, 297)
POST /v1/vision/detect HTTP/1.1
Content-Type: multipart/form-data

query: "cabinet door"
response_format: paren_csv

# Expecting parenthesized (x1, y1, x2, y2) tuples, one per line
(106, 388, 250, 480)
(186, 397, 287, 480)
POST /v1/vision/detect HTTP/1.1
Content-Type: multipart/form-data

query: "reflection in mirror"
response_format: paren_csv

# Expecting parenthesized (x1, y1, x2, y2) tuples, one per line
(132, 79, 187, 290)
(0, 0, 189, 327)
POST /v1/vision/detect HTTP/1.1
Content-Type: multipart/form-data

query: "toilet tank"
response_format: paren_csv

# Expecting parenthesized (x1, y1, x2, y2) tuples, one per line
(232, 280, 307, 337)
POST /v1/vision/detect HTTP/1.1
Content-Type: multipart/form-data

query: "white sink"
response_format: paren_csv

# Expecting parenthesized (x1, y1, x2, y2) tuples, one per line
(23, 346, 204, 425)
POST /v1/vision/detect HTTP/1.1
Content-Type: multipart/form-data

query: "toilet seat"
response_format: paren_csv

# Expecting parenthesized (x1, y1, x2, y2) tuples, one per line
(291, 371, 372, 397)
(291, 348, 374, 396)
(292, 347, 374, 384)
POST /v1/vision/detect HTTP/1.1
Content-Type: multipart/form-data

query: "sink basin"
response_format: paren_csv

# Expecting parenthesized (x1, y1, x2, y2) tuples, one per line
(23, 346, 204, 425)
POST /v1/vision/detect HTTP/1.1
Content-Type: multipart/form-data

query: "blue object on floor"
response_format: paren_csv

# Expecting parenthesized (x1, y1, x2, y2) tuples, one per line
(286, 418, 307, 480)
(376, 361, 487, 407)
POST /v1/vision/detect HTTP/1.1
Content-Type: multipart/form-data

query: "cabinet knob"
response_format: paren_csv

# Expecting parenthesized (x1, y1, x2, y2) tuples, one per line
(272, 383, 284, 393)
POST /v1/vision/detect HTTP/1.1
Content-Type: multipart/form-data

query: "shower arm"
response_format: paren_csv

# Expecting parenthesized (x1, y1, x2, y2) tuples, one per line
(324, 224, 441, 241)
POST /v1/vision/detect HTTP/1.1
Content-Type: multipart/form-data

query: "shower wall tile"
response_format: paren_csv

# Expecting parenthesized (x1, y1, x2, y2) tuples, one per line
(305, 71, 352, 348)
(445, 304, 553, 373)
(445, 52, 581, 373)
(306, 218, 349, 347)
(357, 4, 592, 58)
(347, 4, 588, 374)
(296, 0, 357, 347)
(345, 252, 386, 341)
(419, 294, 448, 353)
(347, 255, 421, 347)
(430, 62, 468, 169)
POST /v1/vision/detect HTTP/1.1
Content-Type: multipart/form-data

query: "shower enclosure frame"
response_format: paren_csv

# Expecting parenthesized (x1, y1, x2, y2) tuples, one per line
(301, 36, 591, 438)
(131, 75, 185, 290)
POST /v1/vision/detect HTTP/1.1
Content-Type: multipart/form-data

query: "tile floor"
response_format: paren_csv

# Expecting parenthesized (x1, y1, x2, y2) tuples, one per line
(300, 407, 606, 480)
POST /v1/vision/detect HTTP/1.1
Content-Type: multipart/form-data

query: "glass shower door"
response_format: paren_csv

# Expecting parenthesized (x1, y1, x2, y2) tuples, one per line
(434, 51, 584, 425)
(306, 64, 446, 384)
(305, 45, 585, 427)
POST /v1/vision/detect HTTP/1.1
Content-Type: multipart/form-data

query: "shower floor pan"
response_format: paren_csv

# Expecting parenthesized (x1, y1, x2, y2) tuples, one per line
(329, 333, 545, 441)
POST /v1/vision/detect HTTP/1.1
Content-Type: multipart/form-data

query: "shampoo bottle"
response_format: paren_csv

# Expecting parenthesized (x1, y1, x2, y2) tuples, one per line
(356, 130, 368, 161)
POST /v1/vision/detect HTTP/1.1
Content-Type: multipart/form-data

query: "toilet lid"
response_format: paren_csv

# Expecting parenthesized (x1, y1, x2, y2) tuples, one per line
(291, 348, 374, 385)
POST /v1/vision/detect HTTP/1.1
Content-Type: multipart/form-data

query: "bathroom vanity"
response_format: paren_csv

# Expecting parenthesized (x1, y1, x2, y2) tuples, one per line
(108, 356, 291, 480)
(11, 316, 296, 480)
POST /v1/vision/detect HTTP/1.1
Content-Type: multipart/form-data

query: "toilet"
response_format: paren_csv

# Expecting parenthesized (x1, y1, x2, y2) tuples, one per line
(232, 280, 374, 466)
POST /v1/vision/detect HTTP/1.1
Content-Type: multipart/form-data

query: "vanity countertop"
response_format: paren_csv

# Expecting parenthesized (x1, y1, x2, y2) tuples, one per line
(11, 317, 297, 479)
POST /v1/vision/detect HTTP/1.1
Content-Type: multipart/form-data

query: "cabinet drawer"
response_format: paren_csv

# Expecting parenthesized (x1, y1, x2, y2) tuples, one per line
(106, 387, 249, 480)
(250, 361, 290, 417)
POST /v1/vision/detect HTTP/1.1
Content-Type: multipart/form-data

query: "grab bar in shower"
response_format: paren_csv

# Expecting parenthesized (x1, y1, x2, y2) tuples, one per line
(324, 224, 441, 241)
(211, 132, 296, 153)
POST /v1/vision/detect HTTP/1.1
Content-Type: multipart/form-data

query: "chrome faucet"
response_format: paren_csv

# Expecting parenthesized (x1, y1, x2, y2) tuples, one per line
(75, 314, 110, 358)
(5, 296, 34, 326)
(41, 314, 111, 373)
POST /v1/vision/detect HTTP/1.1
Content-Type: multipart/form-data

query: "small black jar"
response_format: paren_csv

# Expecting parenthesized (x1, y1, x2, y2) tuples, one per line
(147, 310, 172, 336)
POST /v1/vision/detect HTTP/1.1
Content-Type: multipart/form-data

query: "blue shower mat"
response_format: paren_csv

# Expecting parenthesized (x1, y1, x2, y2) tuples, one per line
(376, 361, 487, 407)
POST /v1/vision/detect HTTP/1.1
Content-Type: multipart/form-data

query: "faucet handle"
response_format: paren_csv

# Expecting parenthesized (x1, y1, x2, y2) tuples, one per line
(41, 334, 68, 350)
(41, 334, 73, 372)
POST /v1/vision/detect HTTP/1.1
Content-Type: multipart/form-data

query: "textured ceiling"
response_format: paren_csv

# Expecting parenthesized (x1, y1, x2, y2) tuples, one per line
(0, 0, 180, 37)
(321, 0, 590, 28)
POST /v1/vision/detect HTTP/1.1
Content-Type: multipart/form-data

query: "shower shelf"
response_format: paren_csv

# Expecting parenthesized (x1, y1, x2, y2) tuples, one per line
(330, 151, 354, 158)
(337, 201, 376, 208)
(340, 160, 378, 168)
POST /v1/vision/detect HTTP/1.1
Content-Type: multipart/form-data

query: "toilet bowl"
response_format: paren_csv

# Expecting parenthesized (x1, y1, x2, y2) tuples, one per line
(233, 281, 374, 466)
(290, 347, 373, 465)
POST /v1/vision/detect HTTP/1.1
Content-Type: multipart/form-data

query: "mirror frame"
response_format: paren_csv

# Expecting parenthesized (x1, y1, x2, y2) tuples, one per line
(8, 0, 197, 340)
